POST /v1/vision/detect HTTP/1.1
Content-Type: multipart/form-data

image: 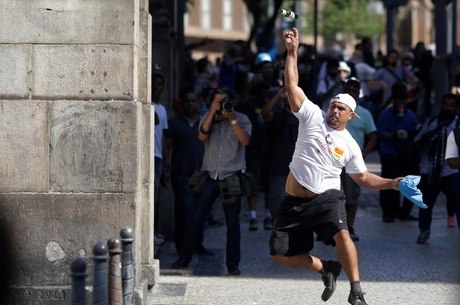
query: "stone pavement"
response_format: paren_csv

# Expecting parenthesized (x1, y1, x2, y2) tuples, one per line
(148, 152, 460, 305)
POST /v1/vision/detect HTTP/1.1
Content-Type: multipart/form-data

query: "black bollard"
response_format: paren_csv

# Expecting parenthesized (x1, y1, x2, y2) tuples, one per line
(108, 239, 123, 305)
(71, 257, 87, 305)
(120, 227, 134, 305)
(92, 241, 108, 305)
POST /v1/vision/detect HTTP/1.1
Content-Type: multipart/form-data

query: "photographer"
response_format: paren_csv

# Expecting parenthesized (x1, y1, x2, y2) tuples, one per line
(172, 88, 252, 276)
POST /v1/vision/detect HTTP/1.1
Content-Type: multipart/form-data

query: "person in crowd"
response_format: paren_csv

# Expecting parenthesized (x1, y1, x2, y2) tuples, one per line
(239, 79, 272, 231)
(450, 74, 460, 97)
(319, 61, 352, 112)
(412, 41, 434, 119)
(445, 97, 460, 230)
(360, 37, 375, 68)
(297, 43, 318, 99)
(370, 50, 419, 116)
(194, 57, 212, 115)
(376, 82, 420, 223)
(238, 52, 279, 231)
(414, 93, 460, 243)
(152, 72, 169, 247)
(239, 52, 280, 231)
(260, 87, 298, 220)
(218, 40, 251, 95)
(209, 57, 221, 89)
(270, 27, 405, 305)
(166, 88, 218, 256)
(340, 78, 378, 241)
(315, 58, 342, 109)
(400, 52, 420, 113)
(348, 50, 382, 118)
(172, 88, 252, 276)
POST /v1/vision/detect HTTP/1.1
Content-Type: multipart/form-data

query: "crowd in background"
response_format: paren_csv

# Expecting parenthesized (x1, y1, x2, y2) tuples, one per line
(153, 36, 460, 266)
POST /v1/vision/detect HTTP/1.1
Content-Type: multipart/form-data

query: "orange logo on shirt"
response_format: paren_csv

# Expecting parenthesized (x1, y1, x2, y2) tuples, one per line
(333, 147, 345, 160)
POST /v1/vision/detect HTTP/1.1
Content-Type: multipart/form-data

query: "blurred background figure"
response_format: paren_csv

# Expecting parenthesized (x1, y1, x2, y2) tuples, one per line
(377, 82, 420, 223)
(414, 93, 460, 244)
(261, 87, 298, 221)
(411, 41, 434, 120)
(340, 78, 378, 241)
(166, 88, 217, 256)
(194, 57, 213, 115)
(152, 72, 169, 247)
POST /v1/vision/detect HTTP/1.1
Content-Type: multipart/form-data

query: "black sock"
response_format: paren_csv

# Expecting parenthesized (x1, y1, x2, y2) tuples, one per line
(319, 260, 328, 275)
(350, 281, 362, 293)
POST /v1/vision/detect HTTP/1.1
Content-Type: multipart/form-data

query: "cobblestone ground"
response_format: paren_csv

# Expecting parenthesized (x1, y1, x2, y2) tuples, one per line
(149, 153, 460, 305)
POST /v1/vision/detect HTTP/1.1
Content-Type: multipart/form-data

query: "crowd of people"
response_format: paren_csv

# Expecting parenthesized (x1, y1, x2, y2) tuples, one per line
(151, 28, 460, 304)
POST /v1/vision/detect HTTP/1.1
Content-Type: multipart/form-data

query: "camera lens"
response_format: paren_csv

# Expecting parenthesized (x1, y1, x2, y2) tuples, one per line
(221, 98, 233, 111)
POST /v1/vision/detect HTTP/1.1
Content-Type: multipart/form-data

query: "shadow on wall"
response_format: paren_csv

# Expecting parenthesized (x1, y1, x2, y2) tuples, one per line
(0, 217, 15, 305)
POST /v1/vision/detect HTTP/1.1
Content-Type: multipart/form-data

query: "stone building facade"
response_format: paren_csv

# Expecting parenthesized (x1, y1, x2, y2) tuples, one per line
(0, 1, 158, 304)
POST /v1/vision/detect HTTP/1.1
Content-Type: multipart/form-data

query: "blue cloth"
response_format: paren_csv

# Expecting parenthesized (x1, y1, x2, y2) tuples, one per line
(399, 175, 427, 209)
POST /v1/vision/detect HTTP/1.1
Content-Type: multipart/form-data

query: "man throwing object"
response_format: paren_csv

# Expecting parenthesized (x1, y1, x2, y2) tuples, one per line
(270, 27, 403, 305)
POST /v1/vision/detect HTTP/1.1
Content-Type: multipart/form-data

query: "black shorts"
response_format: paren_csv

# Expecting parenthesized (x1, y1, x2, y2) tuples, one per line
(269, 189, 347, 256)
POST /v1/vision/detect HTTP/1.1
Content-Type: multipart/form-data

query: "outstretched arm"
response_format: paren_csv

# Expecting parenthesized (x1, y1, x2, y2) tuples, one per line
(283, 27, 307, 113)
(349, 171, 402, 191)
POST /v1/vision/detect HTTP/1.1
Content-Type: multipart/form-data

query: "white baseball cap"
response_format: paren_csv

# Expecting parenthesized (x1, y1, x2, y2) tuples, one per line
(338, 61, 351, 73)
(331, 93, 360, 119)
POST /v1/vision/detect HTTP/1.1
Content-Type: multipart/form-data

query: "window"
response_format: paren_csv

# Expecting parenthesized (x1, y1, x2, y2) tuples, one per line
(201, 0, 211, 29)
(223, 0, 232, 31)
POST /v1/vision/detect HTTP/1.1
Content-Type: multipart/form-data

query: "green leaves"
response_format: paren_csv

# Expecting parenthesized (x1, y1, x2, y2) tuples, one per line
(304, 0, 384, 39)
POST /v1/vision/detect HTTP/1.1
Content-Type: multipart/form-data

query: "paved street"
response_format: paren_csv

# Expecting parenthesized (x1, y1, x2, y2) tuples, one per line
(148, 153, 460, 305)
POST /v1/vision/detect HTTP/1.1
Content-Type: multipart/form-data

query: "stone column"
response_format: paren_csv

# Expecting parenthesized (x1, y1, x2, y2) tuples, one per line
(0, 1, 154, 304)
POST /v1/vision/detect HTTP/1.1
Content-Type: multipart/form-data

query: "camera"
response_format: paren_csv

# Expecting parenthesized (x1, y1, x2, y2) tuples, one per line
(216, 98, 234, 115)
(221, 98, 233, 112)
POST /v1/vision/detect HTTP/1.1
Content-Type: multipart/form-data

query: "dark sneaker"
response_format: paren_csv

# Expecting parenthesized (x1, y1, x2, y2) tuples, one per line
(249, 218, 258, 231)
(321, 260, 342, 301)
(171, 256, 191, 269)
(263, 216, 273, 230)
(416, 230, 430, 244)
(348, 290, 368, 305)
(228, 266, 241, 276)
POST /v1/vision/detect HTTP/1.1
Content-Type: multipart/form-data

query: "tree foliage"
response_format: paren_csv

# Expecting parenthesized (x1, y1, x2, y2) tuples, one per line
(240, 0, 384, 43)
(319, 0, 385, 39)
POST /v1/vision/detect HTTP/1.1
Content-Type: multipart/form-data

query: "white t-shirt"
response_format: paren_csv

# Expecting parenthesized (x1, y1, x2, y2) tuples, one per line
(445, 130, 459, 159)
(290, 98, 367, 194)
(152, 102, 168, 159)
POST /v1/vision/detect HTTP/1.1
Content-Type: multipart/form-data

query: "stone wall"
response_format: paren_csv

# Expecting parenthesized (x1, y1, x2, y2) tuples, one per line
(0, 1, 156, 304)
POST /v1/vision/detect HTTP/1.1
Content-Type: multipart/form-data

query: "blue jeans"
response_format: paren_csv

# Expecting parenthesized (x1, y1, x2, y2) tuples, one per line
(182, 177, 241, 269)
(418, 173, 460, 232)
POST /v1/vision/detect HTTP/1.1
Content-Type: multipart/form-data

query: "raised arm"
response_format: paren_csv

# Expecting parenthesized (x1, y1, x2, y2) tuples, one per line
(283, 27, 307, 113)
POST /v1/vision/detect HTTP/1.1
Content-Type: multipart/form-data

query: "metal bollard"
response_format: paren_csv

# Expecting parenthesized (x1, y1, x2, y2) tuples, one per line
(92, 241, 109, 305)
(120, 227, 134, 305)
(71, 257, 87, 305)
(108, 239, 123, 305)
